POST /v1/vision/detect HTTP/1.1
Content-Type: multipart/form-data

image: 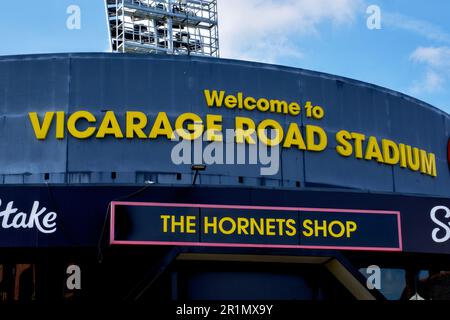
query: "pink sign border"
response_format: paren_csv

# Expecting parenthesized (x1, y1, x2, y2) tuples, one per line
(110, 202, 403, 252)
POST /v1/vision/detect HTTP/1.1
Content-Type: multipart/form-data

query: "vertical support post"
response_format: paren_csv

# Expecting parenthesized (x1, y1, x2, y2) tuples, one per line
(167, 0, 174, 53)
(171, 271, 178, 300)
(120, 0, 125, 52)
(153, 18, 158, 47)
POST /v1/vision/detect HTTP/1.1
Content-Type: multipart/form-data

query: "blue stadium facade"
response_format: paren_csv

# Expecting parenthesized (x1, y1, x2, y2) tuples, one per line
(0, 53, 449, 301)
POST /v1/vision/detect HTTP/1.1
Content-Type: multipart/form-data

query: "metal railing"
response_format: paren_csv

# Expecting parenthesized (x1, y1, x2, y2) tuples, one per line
(107, 0, 219, 57)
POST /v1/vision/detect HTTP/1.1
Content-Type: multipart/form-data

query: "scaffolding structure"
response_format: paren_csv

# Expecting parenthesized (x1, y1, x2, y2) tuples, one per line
(107, 0, 219, 57)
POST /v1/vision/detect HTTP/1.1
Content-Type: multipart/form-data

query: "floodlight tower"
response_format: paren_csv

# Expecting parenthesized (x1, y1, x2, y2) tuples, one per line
(106, 0, 219, 57)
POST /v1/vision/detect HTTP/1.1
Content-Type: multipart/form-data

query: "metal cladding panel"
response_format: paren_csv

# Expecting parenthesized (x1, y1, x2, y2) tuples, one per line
(68, 56, 197, 176)
(304, 146, 395, 191)
(0, 53, 448, 197)
(0, 56, 69, 174)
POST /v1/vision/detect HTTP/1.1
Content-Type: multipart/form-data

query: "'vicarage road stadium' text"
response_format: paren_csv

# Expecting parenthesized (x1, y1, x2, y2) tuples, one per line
(27, 89, 437, 178)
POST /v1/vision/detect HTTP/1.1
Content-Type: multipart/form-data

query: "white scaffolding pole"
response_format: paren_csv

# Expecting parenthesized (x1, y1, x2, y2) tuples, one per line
(106, 0, 219, 57)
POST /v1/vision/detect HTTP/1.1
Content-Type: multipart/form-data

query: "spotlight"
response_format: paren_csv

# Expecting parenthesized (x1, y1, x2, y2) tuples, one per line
(191, 164, 206, 171)
(192, 164, 206, 185)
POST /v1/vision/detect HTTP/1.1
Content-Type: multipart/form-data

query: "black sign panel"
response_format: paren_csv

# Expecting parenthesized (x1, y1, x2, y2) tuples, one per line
(111, 202, 402, 252)
(0, 185, 448, 255)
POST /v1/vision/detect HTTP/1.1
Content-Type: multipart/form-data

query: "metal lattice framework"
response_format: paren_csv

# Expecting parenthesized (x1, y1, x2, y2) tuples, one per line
(107, 0, 219, 57)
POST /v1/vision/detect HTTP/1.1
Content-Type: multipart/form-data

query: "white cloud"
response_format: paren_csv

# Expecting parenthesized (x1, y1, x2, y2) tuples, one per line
(384, 13, 450, 45)
(409, 46, 450, 95)
(218, 0, 362, 64)
(386, 13, 450, 98)
(410, 46, 450, 68)
(410, 70, 445, 95)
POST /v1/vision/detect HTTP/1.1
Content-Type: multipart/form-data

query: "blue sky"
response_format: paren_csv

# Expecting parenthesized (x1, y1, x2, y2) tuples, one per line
(0, 0, 111, 54)
(0, 0, 449, 114)
(219, 0, 450, 114)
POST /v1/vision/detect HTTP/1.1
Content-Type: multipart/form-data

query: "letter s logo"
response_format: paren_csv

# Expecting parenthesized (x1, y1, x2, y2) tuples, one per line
(431, 206, 450, 243)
